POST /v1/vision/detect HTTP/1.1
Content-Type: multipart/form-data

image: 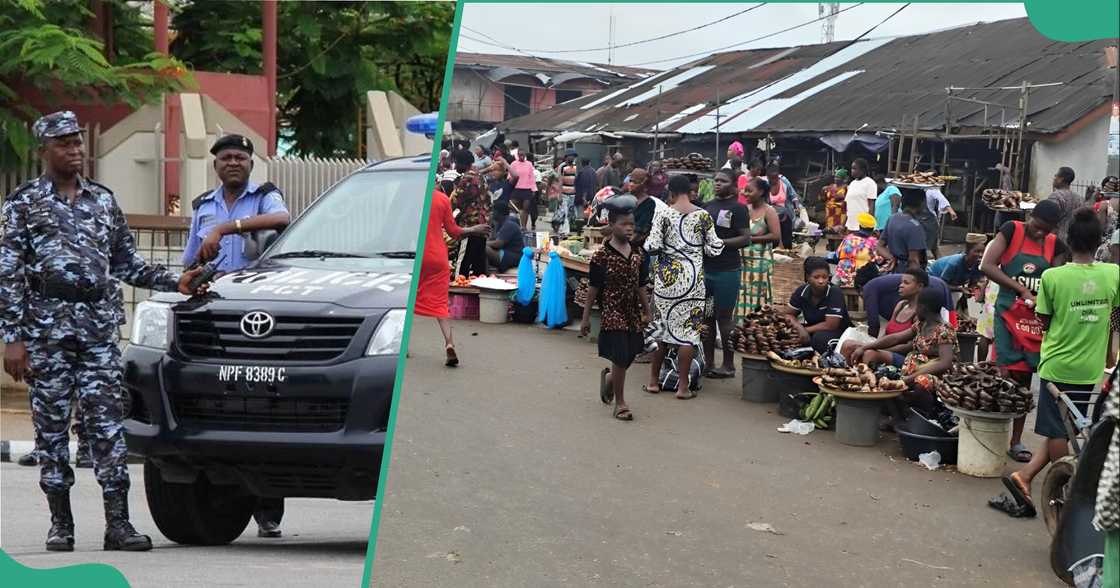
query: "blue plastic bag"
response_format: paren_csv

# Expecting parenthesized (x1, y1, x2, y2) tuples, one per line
(515, 246, 536, 306)
(537, 251, 568, 328)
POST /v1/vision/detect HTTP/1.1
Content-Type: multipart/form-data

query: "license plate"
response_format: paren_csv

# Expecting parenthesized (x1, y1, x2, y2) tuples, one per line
(217, 365, 287, 384)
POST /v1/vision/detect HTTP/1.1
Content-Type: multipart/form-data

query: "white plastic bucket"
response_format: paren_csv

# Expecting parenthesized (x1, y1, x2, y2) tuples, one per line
(957, 415, 1010, 477)
(478, 290, 510, 324)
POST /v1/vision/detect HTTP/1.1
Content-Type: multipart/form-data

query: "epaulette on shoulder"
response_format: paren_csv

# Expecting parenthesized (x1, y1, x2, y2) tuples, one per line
(87, 180, 114, 195)
(5, 179, 38, 201)
(191, 190, 214, 211)
(253, 182, 281, 198)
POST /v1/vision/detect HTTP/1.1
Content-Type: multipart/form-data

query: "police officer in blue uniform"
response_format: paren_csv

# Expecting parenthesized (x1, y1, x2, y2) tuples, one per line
(1, 111, 209, 552)
(182, 134, 290, 271)
(183, 134, 291, 538)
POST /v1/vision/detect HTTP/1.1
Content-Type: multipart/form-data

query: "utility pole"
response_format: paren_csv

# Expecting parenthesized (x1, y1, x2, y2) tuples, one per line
(608, 8, 616, 65)
(819, 2, 839, 43)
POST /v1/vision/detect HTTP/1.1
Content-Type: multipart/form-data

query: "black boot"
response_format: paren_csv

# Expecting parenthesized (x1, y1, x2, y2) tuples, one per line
(102, 491, 152, 551)
(46, 492, 75, 552)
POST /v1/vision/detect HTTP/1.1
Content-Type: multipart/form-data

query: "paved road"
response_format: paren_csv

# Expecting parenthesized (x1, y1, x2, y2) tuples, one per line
(2, 463, 372, 587)
(370, 320, 1061, 587)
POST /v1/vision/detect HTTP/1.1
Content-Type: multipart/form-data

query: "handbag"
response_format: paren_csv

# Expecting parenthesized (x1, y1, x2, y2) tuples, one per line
(658, 344, 705, 393)
(1000, 298, 1044, 353)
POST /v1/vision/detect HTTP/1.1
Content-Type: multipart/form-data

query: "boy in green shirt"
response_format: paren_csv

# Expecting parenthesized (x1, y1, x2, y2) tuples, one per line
(1003, 208, 1120, 516)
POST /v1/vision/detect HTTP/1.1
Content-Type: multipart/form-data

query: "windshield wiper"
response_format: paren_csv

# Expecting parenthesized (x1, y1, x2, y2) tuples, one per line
(372, 250, 417, 258)
(269, 250, 369, 259)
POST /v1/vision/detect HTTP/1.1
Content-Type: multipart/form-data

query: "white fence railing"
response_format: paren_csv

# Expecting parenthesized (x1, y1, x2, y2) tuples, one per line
(266, 157, 369, 217)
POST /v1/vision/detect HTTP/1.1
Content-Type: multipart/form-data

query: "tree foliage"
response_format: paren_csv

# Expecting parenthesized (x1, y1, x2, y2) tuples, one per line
(0, 0, 194, 170)
(170, 1, 453, 158)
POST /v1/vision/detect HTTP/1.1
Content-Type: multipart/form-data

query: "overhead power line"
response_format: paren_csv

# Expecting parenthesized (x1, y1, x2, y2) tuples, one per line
(619, 3, 866, 67)
(467, 5, 765, 55)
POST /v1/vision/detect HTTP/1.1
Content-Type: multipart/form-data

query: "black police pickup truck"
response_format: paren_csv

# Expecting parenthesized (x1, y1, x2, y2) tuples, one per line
(123, 155, 427, 545)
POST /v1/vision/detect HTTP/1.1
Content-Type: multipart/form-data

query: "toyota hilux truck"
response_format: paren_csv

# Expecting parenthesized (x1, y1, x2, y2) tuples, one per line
(122, 155, 427, 545)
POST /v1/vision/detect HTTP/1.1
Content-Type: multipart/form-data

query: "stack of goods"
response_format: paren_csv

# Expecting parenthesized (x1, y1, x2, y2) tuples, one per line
(658, 153, 714, 172)
(889, 171, 955, 186)
(767, 350, 820, 370)
(981, 189, 1036, 209)
(728, 307, 801, 355)
(556, 236, 589, 260)
(799, 393, 835, 430)
(933, 362, 1034, 414)
(819, 364, 908, 394)
(957, 317, 978, 335)
(451, 275, 473, 288)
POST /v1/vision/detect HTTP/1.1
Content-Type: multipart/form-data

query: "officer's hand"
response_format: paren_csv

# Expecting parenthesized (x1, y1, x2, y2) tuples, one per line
(3, 340, 30, 383)
(178, 268, 211, 296)
(199, 231, 223, 263)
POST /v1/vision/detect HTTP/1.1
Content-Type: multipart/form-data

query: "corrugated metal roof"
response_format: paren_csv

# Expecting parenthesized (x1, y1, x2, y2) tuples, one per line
(454, 52, 655, 85)
(500, 18, 1115, 136)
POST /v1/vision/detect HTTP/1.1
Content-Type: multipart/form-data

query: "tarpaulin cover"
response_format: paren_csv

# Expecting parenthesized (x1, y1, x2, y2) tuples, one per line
(819, 133, 890, 153)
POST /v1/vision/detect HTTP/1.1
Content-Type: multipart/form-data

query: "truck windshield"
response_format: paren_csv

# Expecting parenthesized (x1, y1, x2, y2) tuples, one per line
(265, 169, 425, 260)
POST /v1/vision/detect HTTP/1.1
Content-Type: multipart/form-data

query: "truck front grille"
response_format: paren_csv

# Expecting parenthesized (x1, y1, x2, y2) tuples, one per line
(170, 394, 349, 432)
(175, 312, 364, 362)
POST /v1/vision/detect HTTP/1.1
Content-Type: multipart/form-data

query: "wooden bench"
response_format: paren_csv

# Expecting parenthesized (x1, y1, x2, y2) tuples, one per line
(841, 286, 867, 322)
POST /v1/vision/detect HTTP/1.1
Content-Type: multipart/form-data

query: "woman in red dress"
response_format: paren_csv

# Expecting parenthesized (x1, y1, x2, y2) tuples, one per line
(415, 189, 489, 366)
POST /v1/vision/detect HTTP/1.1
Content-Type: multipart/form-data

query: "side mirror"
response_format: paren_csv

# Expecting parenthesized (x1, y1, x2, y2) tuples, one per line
(242, 229, 280, 261)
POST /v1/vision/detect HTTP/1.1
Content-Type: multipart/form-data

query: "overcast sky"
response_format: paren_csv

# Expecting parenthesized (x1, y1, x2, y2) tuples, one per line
(458, 3, 1029, 70)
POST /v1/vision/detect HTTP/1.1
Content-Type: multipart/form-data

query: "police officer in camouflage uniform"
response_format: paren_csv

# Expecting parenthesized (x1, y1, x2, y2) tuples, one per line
(1, 111, 208, 552)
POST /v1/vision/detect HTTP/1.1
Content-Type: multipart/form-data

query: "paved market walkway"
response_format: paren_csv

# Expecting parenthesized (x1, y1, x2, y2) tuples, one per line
(371, 319, 1060, 587)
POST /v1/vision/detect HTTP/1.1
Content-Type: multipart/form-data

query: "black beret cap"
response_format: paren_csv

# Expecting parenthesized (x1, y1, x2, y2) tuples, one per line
(210, 134, 254, 156)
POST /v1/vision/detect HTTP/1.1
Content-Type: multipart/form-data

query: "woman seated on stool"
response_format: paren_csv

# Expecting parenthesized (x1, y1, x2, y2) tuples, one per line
(839, 268, 929, 361)
(847, 287, 958, 410)
(781, 256, 851, 354)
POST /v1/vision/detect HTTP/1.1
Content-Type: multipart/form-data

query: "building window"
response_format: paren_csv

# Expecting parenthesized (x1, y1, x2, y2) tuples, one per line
(556, 89, 582, 104)
(504, 85, 531, 119)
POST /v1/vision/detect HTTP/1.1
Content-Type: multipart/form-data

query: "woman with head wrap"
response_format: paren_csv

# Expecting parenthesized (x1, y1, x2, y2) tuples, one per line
(821, 168, 849, 232)
(980, 198, 1069, 463)
(723, 141, 745, 170)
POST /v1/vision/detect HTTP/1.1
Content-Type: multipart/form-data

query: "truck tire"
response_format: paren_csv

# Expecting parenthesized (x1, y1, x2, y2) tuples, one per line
(144, 459, 255, 545)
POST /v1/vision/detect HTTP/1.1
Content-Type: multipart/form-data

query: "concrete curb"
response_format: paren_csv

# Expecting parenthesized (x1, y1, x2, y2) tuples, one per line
(1, 440, 143, 464)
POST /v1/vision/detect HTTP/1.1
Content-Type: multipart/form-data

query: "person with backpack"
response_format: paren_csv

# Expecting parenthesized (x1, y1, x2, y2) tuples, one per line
(980, 199, 1068, 464)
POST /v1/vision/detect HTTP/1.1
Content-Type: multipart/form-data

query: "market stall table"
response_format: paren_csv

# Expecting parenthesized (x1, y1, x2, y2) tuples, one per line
(815, 377, 902, 447)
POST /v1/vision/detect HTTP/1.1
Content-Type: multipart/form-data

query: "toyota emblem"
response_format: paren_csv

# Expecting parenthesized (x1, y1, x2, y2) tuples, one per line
(240, 311, 275, 338)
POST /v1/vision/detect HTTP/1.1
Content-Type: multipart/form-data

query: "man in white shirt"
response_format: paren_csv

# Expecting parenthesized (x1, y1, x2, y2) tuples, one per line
(844, 158, 877, 232)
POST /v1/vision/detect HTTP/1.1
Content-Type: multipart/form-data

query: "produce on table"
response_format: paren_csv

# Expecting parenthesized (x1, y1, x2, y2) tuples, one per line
(957, 317, 978, 335)
(981, 189, 1036, 210)
(934, 362, 1034, 414)
(820, 363, 907, 394)
(451, 275, 473, 287)
(657, 153, 714, 172)
(728, 306, 802, 355)
(767, 350, 821, 371)
(799, 392, 835, 430)
(889, 171, 955, 186)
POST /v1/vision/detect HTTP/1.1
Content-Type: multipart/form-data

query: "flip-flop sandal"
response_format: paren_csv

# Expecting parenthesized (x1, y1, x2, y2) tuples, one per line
(706, 368, 734, 379)
(600, 368, 613, 404)
(1000, 473, 1037, 518)
(1007, 443, 1032, 463)
(987, 493, 1034, 518)
(642, 385, 661, 394)
(675, 391, 697, 400)
(613, 406, 633, 421)
(445, 345, 459, 367)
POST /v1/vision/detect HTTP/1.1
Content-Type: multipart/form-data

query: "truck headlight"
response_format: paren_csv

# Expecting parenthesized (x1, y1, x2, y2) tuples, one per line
(130, 300, 171, 350)
(366, 309, 406, 356)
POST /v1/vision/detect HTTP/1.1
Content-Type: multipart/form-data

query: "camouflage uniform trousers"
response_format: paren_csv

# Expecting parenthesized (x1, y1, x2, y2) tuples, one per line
(26, 338, 129, 495)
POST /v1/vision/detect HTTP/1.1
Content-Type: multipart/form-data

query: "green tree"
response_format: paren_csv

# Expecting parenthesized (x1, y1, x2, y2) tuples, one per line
(170, 0, 452, 158)
(0, 0, 194, 170)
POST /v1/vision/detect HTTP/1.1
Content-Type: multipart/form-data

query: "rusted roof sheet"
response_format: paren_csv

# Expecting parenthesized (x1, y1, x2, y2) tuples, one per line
(500, 18, 1115, 136)
(454, 52, 655, 84)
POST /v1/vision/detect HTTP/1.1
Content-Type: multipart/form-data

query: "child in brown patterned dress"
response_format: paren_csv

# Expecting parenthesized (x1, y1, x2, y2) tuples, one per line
(581, 202, 651, 421)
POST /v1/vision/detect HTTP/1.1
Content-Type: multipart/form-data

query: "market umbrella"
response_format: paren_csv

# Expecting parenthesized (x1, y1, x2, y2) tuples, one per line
(515, 246, 536, 306)
(537, 251, 568, 329)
